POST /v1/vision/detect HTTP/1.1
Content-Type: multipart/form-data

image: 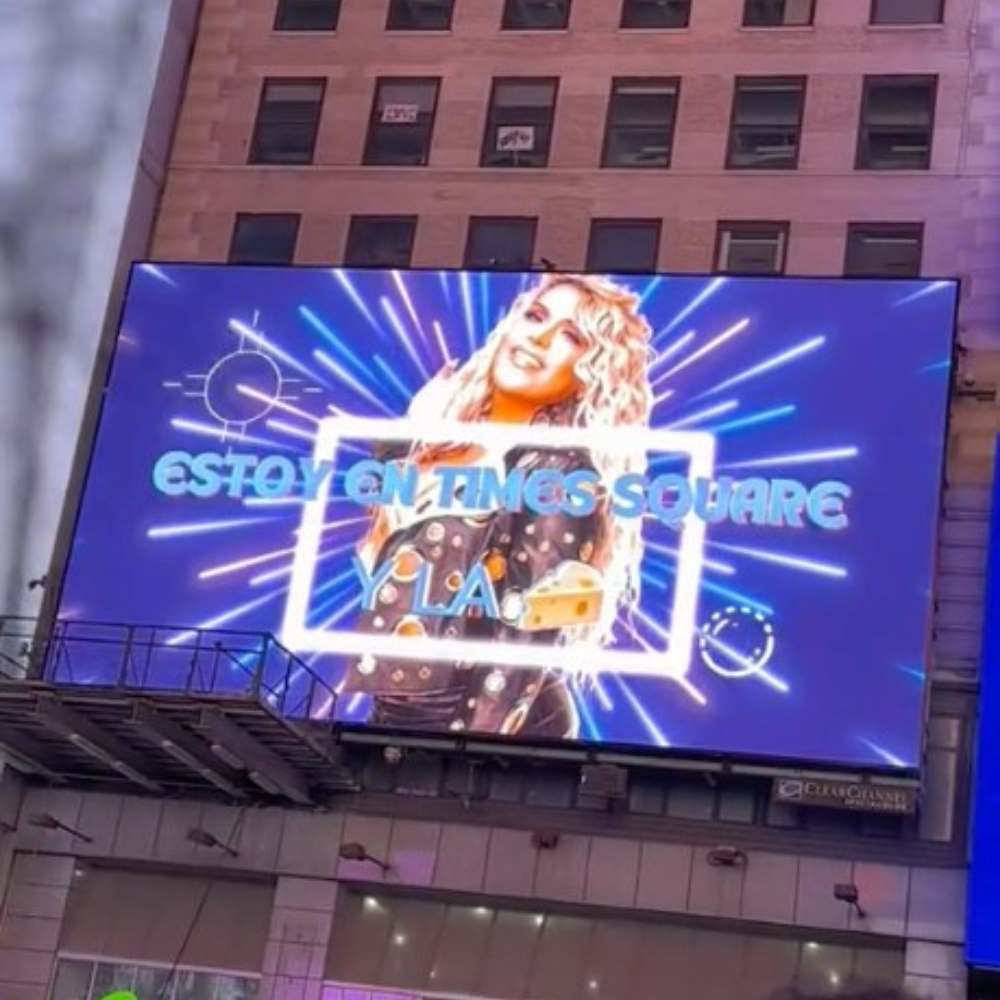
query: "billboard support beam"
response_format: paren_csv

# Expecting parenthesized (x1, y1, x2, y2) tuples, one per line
(129, 701, 247, 800)
(198, 708, 312, 805)
(0, 731, 66, 784)
(34, 694, 163, 793)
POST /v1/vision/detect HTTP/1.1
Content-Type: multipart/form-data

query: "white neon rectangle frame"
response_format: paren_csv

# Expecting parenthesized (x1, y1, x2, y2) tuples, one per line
(281, 416, 715, 679)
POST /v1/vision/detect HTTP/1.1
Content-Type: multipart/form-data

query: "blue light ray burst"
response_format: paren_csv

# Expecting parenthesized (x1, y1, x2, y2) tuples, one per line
(695, 335, 826, 399)
(138, 263, 179, 288)
(374, 355, 415, 404)
(331, 269, 385, 335)
(706, 404, 796, 435)
(858, 737, 909, 768)
(658, 277, 727, 337)
(299, 306, 381, 385)
(148, 516, 279, 539)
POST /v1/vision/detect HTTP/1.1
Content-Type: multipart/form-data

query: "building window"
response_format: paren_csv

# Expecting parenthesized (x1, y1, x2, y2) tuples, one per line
(602, 78, 679, 168)
(844, 223, 923, 277)
(502, 0, 571, 29)
(481, 79, 558, 168)
(726, 76, 806, 169)
(387, 0, 454, 30)
(52, 958, 261, 1000)
(249, 79, 325, 164)
(465, 217, 537, 270)
(587, 219, 661, 273)
(743, 0, 814, 26)
(274, 0, 340, 30)
(620, 0, 691, 28)
(229, 213, 300, 264)
(716, 222, 788, 274)
(344, 216, 417, 267)
(871, 0, 944, 24)
(856, 75, 937, 170)
(364, 78, 440, 166)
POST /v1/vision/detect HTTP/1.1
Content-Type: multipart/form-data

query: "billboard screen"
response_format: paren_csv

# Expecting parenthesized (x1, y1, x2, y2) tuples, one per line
(56, 264, 956, 769)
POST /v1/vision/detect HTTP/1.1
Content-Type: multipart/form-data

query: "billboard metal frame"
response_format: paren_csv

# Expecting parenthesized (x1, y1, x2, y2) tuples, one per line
(36, 262, 961, 784)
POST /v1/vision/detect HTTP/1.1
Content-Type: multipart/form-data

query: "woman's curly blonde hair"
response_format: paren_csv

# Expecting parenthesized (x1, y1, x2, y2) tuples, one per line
(433, 273, 654, 645)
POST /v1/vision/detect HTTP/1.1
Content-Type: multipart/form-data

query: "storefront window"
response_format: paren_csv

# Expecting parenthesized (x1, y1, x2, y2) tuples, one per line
(51, 960, 260, 1000)
(324, 890, 906, 1000)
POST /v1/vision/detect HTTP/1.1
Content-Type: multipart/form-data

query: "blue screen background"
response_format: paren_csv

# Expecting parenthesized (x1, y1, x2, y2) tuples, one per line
(56, 264, 956, 768)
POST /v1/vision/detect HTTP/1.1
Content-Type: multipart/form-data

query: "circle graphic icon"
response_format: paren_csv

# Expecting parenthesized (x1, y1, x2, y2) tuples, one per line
(204, 349, 281, 426)
(699, 605, 775, 679)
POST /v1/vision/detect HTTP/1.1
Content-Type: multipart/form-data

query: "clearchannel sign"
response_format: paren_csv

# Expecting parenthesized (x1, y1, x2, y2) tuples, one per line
(56, 264, 956, 768)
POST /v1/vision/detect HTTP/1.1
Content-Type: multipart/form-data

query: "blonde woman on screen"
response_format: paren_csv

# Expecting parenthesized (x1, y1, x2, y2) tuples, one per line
(346, 273, 653, 738)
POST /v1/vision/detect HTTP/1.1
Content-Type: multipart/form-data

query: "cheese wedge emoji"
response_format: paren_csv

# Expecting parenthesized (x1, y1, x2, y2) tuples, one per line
(516, 561, 604, 632)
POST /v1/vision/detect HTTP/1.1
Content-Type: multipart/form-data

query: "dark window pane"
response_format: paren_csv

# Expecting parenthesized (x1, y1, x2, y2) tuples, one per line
(628, 773, 665, 814)
(717, 784, 758, 822)
(52, 960, 93, 1000)
(249, 79, 324, 164)
(743, 0, 814, 25)
(857, 76, 936, 170)
(716, 222, 787, 273)
(387, 0, 454, 30)
(621, 0, 690, 28)
(345, 216, 417, 267)
(665, 777, 715, 820)
(229, 213, 300, 264)
(603, 78, 679, 168)
(364, 78, 440, 165)
(172, 971, 215, 1000)
(727, 77, 805, 169)
(133, 966, 175, 1000)
(587, 220, 660, 273)
(872, 0, 944, 24)
(481, 79, 558, 167)
(465, 217, 537, 270)
(503, 0, 570, 29)
(274, 0, 340, 30)
(92, 964, 136, 1000)
(844, 224, 923, 277)
(919, 746, 958, 841)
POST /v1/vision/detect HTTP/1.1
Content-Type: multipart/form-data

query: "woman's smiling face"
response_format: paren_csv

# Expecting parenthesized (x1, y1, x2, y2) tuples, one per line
(491, 283, 592, 408)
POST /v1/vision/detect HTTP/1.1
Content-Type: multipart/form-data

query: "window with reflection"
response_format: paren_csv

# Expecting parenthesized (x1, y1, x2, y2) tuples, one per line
(50, 959, 260, 1000)
(481, 78, 558, 167)
(872, 0, 944, 24)
(743, 0, 814, 25)
(856, 75, 937, 170)
(229, 213, 300, 265)
(587, 219, 661, 273)
(602, 78, 679, 168)
(364, 78, 440, 166)
(502, 0, 571, 29)
(274, 0, 340, 30)
(465, 217, 538, 270)
(386, 0, 454, 30)
(620, 0, 690, 28)
(716, 221, 788, 273)
(324, 890, 907, 1000)
(727, 77, 806, 169)
(249, 79, 325, 164)
(844, 223, 923, 277)
(344, 216, 417, 267)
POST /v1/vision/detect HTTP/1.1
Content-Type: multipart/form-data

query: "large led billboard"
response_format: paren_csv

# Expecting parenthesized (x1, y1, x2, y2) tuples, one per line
(56, 264, 956, 769)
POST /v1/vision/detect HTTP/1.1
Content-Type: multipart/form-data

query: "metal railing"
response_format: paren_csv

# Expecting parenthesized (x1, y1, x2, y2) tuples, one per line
(0, 616, 338, 723)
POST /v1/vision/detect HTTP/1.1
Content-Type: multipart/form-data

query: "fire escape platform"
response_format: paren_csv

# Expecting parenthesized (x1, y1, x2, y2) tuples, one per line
(0, 619, 356, 803)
